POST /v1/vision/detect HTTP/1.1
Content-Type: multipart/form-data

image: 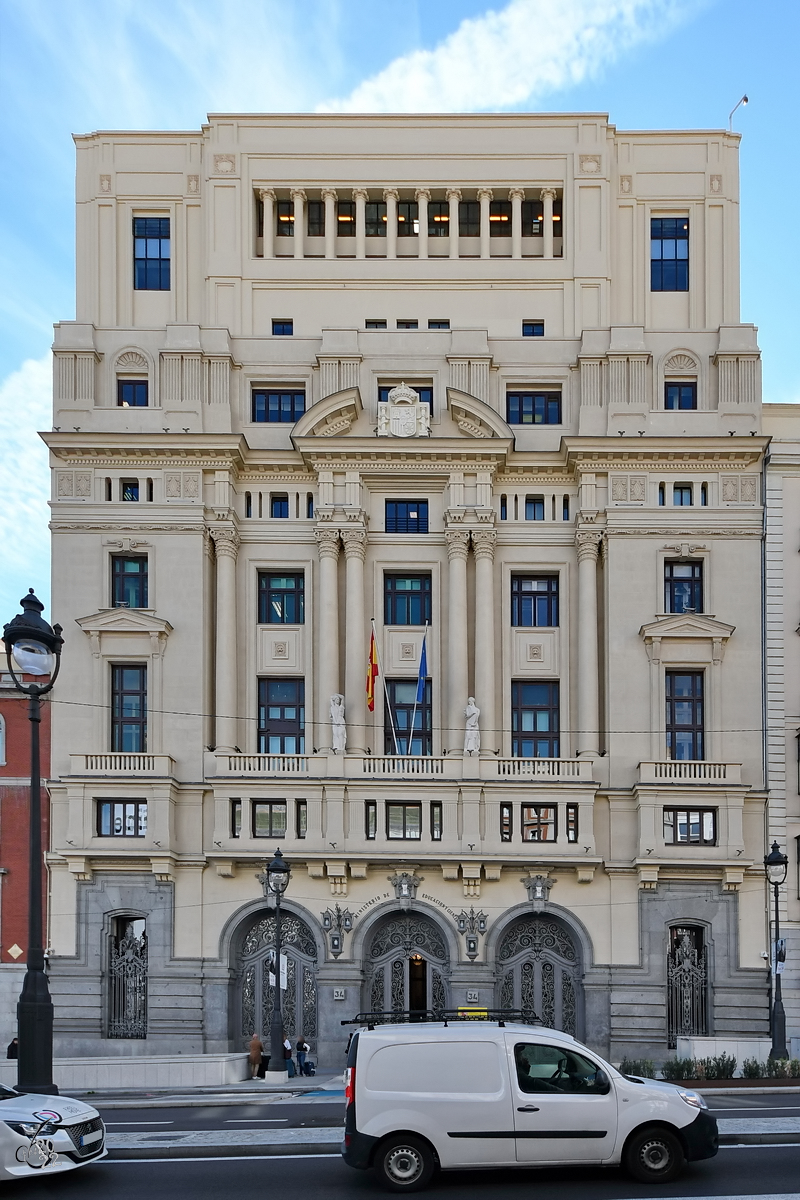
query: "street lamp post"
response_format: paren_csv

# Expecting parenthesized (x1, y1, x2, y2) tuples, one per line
(264, 850, 291, 1081)
(764, 840, 789, 1060)
(3, 590, 63, 1095)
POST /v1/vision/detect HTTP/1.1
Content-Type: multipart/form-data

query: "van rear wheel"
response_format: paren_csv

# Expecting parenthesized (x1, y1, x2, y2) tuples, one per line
(624, 1126, 685, 1184)
(374, 1135, 436, 1193)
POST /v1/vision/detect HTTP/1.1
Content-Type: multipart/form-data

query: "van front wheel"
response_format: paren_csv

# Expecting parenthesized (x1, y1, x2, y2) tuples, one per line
(624, 1126, 685, 1184)
(374, 1135, 436, 1193)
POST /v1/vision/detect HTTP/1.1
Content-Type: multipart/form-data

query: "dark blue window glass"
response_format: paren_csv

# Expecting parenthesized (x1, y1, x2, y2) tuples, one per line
(272, 319, 293, 336)
(651, 217, 689, 291)
(111, 665, 147, 752)
(522, 321, 544, 337)
(525, 496, 545, 521)
(258, 573, 304, 624)
(258, 677, 305, 754)
(270, 494, 289, 519)
(511, 681, 559, 758)
(112, 556, 148, 608)
(384, 574, 432, 625)
(666, 672, 703, 761)
(385, 679, 432, 756)
(665, 383, 697, 410)
(385, 500, 429, 534)
(379, 385, 433, 415)
(252, 390, 305, 423)
(507, 392, 561, 425)
(512, 576, 558, 627)
(133, 218, 170, 291)
(117, 379, 149, 407)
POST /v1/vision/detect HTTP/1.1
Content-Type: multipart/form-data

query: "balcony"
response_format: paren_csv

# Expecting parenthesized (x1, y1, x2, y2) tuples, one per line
(212, 752, 595, 782)
(638, 760, 742, 786)
(69, 754, 176, 777)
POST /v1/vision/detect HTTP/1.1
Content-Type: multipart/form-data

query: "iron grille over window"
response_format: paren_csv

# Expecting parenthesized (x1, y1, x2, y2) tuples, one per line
(112, 556, 148, 608)
(385, 500, 429, 534)
(258, 573, 304, 624)
(667, 925, 707, 1048)
(512, 576, 558, 627)
(108, 917, 148, 1039)
(133, 218, 170, 290)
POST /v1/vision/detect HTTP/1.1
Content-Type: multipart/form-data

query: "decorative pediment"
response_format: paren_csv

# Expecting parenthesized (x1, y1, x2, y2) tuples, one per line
(446, 388, 514, 441)
(76, 609, 172, 658)
(639, 613, 734, 663)
(292, 387, 362, 439)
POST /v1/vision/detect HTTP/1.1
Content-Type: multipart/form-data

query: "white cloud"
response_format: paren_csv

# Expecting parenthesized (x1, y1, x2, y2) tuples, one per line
(320, 0, 687, 113)
(0, 356, 52, 618)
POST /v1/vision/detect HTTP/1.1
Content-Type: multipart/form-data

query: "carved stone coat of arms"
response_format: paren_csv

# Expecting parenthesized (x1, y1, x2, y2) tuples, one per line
(377, 382, 431, 438)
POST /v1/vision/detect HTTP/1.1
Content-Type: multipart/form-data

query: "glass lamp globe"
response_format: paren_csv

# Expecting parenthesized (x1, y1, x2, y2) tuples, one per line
(11, 638, 55, 677)
(764, 841, 788, 887)
(266, 850, 291, 895)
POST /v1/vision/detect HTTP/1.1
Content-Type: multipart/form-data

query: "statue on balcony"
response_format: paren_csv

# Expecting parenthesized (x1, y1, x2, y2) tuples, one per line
(331, 694, 347, 754)
(464, 697, 480, 754)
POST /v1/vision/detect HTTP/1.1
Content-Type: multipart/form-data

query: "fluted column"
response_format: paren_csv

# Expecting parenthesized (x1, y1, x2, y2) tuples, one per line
(291, 188, 306, 259)
(478, 188, 493, 260)
(541, 186, 557, 260)
(315, 528, 341, 753)
(259, 188, 276, 259)
(211, 528, 240, 752)
(447, 188, 461, 259)
(510, 187, 524, 260)
(415, 188, 430, 259)
(322, 188, 337, 259)
(576, 531, 602, 757)
(472, 529, 497, 755)
(354, 187, 368, 259)
(384, 188, 399, 260)
(446, 530, 470, 753)
(342, 529, 367, 753)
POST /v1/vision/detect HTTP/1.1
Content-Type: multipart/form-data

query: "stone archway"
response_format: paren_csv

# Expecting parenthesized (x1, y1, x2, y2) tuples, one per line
(364, 911, 449, 1016)
(237, 911, 318, 1047)
(495, 914, 582, 1037)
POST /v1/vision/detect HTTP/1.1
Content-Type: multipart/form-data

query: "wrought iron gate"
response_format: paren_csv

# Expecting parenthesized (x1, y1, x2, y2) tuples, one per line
(108, 918, 148, 1039)
(667, 925, 708, 1048)
(365, 914, 449, 1015)
(239, 912, 317, 1047)
(496, 916, 580, 1036)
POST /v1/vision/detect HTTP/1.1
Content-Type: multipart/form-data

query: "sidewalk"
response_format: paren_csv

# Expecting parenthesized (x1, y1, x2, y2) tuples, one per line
(77, 1074, 344, 1109)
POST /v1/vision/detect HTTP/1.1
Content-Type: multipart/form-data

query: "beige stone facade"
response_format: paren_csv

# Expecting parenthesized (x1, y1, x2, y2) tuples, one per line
(45, 114, 771, 1064)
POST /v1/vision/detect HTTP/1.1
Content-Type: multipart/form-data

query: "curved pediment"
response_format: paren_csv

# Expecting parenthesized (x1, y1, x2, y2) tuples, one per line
(292, 387, 362, 439)
(446, 388, 514, 441)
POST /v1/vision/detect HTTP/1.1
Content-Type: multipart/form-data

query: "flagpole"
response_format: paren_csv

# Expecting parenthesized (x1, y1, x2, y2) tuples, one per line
(371, 618, 400, 756)
(409, 621, 428, 756)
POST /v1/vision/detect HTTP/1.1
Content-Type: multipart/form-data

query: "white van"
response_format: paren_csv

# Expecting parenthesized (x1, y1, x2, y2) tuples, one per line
(341, 1019, 717, 1192)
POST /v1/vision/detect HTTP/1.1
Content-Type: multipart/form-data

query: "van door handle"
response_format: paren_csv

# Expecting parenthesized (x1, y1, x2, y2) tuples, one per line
(517, 1105, 540, 1112)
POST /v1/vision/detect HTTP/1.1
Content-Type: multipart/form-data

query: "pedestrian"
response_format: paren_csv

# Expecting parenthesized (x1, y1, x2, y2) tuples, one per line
(6, 1038, 17, 1060)
(283, 1033, 295, 1078)
(248, 1032, 264, 1079)
(296, 1034, 310, 1076)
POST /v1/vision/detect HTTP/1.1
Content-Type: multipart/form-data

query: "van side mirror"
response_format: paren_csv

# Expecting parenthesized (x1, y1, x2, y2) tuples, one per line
(594, 1068, 611, 1094)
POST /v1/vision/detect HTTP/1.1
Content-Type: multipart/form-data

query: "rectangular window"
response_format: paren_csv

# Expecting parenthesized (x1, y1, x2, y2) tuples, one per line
(397, 319, 418, 330)
(307, 201, 324, 238)
(111, 665, 147, 752)
(252, 801, 287, 838)
(230, 799, 242, 839)
(566, 804, 579, 843)
(458, 200, 480, 237)
(112, 556, 148, 609)
(428, 319, 450, 330)
(385, 500, 429, 534)
(270, 494, 289, 519)
(365, 800, 377, 840)
(673, 484, 693, 507)
(665, 560, 703, 614)
(384, 574, 432, 626)
(97, 799, 147, 838)
(507, 391, 562, 425)
(295, 800, 307, 839)
(133, 217, 170, 290)
(522, 805, 557, 842)
(522, 321, 545, 337)
(525, 495, 545, 521)
(258, 573, 305, 624)
(500, 803, 513, 843)
(511, 681, 559, 758)
(663, 808, 717, 845)
(430, 801, 443, 841)
(489, 199, 511, 235)
(386, 803, 422, 839)
(117, 379, 148, 407)
(337, 200, 355, 235)
(366, 319, 387, 329)
(258, 678, 305, 754)
(397, 201, 418, 236)
(379, 384, 433, 415)
(521, 199, 543, 236)
(666, 672, 704, 761)
(121, 478, 139, 502)
(271, 319, 293, 336)
(512, 576, 558, 627)
(651, 217, 689, 292)
(427, 200, 449, 236)
(276, 200, 294, 236)
(665, 382, 697, 410)
(252, 389, 305, 423)
(385, 678, 432, 756)
(365, 202, 387, 237)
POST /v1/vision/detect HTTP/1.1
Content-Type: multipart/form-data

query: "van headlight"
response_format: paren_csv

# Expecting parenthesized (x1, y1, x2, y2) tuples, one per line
(677, 1090, 707, 1110)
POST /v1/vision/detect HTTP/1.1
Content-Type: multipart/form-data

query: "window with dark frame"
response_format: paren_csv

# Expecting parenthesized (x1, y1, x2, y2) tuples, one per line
(458, 200, 480, 237)
(121, 478, 139, 502)
(566, 804, 579, 843)
(430, 802, 443, 841)
(112, 556, 148, 609)
(511, 575, 559, 628)
(365, 801, 377, 840)
(307, 201, 324, 238)
(500, 803, 513, 842)
(366, 319, 387, 329)
(111, 665, 147, 752)
(230, 799, 242, 839)
(276, 200, 294, 236)
(522, 321, 545, 337)
(252, 389, 305, 423)
(427, 200, 449, 236)
(663, 808, 717, 845)
(258, 573, 305, 625)
(97, 799, 147, 837)
(397, 201, 418, 236)
(521, 199, 543, 236)
(133, 217, 170, 290)
(386, 803, 422, 839)
(525, 496, 545, 521)
(271, 319, 293, 336)
(385, 500, 429, 534)
(384, 574, 432, 626)
(521, 805, 557, 842)
(489, 199, 511, 235)
(665, 560, 703, 614)
(385, 679, 432, 756)
(511, 681, 559, 758)
(258, 678, 305, 754)
(666, 672, 704, 761)
(665, 382, 697, 410)
(365, 202, 387, 237)
(270, 494, 289, 519)
(379, 384, 433, 415)
(295, 800, 307, 840)
(117, 379, 148, 407)
(428, 319, 450, 330)
(673, 484, 693, 507)
(507, 391, 562, 425)
(651, 217, 689, 291)
(396, 319, 418, 330)
(337, 200, 355, 235)
(252, 801, 287, 838)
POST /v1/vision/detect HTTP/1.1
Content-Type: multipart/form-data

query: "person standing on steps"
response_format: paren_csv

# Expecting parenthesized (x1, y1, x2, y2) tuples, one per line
(248, 1032, 264, 1079)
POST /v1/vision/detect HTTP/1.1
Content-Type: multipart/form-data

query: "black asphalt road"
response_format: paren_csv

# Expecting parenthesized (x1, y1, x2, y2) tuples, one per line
(97, 1098, 345, 1130)
(4, 1144, 800, 1199)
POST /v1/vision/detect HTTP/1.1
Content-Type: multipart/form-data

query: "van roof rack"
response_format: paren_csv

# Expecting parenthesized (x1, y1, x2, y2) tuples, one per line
(341, 1008, 541, 1030)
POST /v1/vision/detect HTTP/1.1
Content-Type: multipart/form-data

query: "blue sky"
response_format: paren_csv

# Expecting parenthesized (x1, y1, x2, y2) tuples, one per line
(0, 0, 796, 621)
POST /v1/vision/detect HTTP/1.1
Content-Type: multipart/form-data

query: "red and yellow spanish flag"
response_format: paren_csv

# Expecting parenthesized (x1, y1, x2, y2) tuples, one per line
(366, 630, 379, 712)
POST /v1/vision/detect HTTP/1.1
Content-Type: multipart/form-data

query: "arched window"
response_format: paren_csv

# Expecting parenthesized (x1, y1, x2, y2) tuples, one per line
(108, 916, 148, 1039)
(667, 924, 708, 1048)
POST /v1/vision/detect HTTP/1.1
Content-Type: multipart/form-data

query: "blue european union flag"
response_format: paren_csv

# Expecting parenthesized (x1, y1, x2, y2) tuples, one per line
(416, 635, 428, 704)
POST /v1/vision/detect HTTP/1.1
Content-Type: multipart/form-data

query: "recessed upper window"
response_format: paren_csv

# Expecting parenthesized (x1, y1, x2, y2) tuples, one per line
(307, 201, 324, 237)
(337, 200, 355, 235)
(121, 479, 139, 502)
(366, 319, 387, 330)
(427, 201, 449, 237)
(512, 576, 558, 627)
(97, 799, 147, 838)
(507, 391, 562, 425)
(270, 493, 289, 519)
(397, 319, 418, 330)
(276, 200, 294, 236)
(665, 560, 703, 614)
(489, 200, 511, 235)
(665, 382, 697, 410)
(673, 484, 693, 507)
(133, 218, 170, 291)
(458, 201, 479, 237)
(385, 500, 429, 534)
(651, 217, 689, 291)
(117, 379, 148, 407)
(258, 573, 304, 624)
(428, 319, 450, 330)
(272, 319, 293, 336)
(252, 389, 305, 423)
(397, 201, 419, 236)
(366, 202, 387, 237)
(385, 574, 432, 626)
(525, 496, 545, 521)
(522, 321, 544, 337)
(112, 556, 148, 609)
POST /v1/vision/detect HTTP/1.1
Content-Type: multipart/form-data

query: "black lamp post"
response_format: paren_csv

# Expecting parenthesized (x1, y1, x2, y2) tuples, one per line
(764, 840, 789, 1060)
(3, 590, 63, 1095)
(264, 850, 291, 1080)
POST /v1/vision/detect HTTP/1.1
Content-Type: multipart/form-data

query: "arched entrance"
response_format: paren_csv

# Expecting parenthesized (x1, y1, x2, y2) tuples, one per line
(495, 915, 582, 1036)
(365, 912, 449, 1016)
(237, 911, 317, 1047)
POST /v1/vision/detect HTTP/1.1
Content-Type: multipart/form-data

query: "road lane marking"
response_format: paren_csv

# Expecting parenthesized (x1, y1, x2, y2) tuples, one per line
(104, 1153, 341, 1163)
(105, 1121, 174, 1126)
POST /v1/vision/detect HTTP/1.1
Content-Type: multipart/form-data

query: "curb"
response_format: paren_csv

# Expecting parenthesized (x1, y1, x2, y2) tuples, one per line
(107, 1140, 341, 1159)
(719, 1132, 800, 1145)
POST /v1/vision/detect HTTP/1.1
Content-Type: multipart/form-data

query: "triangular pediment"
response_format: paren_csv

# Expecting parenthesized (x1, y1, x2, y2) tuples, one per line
(639, 613, 734, 641)
(76, 610, 173, 636)
(447, 388, 514, 441)
(291, 387, 363, 439)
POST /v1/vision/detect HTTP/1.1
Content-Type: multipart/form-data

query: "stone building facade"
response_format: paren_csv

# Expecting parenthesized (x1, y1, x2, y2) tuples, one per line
(44, 113, 772, 1064)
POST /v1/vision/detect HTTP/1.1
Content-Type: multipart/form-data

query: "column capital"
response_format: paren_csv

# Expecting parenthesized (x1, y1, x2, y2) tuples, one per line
(290, 187, 307, 202)
(210, 527, 240, 559)
(315, 527, 341, 559)
(477, 187, 493, 202)
(383, 187, 400, 202)
(540, 185, 558, 202)
(258, 187, 277, 203)
(508, 187, 525, 202)
(471, 529, 497, 561)
(321, 186, 338, 202)
(352, 187, 369, 202)
(575, 530, 602, 562)
(446, 187, 462, 202)
(414, 187, 431, 203)
(445, 529, 470, 561)
(341, 528, 367, 560)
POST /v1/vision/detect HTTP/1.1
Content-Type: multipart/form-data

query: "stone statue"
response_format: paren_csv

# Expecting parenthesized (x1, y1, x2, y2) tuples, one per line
(330, 694, 346, 754)
(464, 697, 480, 754)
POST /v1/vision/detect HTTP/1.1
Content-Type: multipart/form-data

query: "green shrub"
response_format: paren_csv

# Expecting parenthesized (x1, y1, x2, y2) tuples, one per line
(742, 1057, 764, 1078)
(705, 1053, 737, 1080)
(660, 1057, 697, 1081)
(619, 1058, 656, 1078)
(765, 1057, 791, 1078)
(790, 1059, 800, 1078)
